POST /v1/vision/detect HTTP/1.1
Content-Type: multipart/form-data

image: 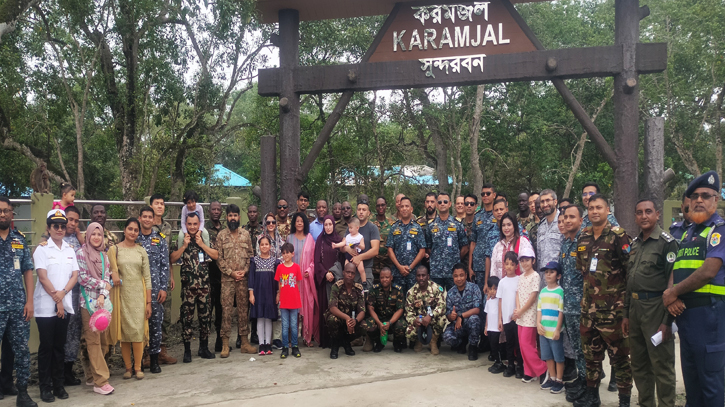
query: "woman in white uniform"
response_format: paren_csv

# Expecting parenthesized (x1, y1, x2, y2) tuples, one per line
(33, 209, 79, 403)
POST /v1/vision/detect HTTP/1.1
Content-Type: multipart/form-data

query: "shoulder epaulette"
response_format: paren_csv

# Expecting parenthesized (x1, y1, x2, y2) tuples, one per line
(660, 232, 674, 243)
(38, 240, 48, 246)
(15, 229, 25, 238)
(354, 283, 364, 291)
(159, 232, 166, 239)
(372, 283, 380, 289)
(335, 280, 344, 287)
(611, 226, 624, 234)
(715, 219, 725, 228)
(393, 284, 402, 291)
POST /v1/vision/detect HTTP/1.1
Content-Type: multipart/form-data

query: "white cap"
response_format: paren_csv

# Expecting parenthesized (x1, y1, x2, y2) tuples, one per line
(517, 245, 536, 259)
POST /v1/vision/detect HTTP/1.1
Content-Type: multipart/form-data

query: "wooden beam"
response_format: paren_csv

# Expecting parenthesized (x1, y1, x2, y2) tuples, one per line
(258, 43, 666, 96)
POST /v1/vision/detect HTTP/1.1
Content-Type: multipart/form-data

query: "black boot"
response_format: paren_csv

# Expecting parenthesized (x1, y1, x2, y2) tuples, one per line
(457, 343, 468, 355)
(343, 335, 355, 356)
(214, 335, 222, 352)
(618, 394, 630, 407)
(150, 354, 161, 374)
(40, 387, 54, 403)
(565, 378, 587, 402)
(608, 366, 617, 392)
(515, 365, 524, 380)
(329, 339, 339, 359)
(467, 345, 478, 361)
(198, 339, 216, 359)
(52, 386, 68, 400)
(503, 363, 516, 378)
(573, 386, 601, 407)
(236, 336, 242, 349)
(15, 385, 37, 407)
(63, 362, 80, 386)
(371, 335, 384, 353)
(183, 342, 192, 363)
(562, 358, 577, 383)
(393, 338, 404, 353)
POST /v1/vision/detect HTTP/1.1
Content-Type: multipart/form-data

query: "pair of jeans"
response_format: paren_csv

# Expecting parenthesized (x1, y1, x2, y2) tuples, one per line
(280, 308, 299, 348)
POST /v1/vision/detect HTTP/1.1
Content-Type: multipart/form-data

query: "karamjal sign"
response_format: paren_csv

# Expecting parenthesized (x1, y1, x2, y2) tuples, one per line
(369, 1, 536, 77)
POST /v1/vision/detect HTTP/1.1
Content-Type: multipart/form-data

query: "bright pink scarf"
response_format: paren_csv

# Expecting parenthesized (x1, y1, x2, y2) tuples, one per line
(298, 234, 318, 344)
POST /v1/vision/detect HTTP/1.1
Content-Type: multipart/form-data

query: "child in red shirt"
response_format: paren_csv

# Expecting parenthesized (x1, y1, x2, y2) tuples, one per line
(275, 243, 302, 358)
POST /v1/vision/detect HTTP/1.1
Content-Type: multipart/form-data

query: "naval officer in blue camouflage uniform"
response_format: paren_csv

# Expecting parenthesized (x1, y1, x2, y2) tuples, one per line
(137, 206, 169, 374)
(426, 192, 468, 291)
(663, 171, 725, 407)
(0, 196, 37, 407)
(443, 263, 481, 361)
(387, 197, 426, 293)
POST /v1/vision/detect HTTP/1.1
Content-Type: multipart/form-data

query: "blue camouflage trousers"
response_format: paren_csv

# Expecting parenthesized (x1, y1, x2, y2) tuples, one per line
(64, 284, 82, 362)
(443, 314, 481, 347)
(149, 294, 164, 355)
(0, 309, 30, 386)
(393, 274, 416, 294)
(565, 312, 586, 381)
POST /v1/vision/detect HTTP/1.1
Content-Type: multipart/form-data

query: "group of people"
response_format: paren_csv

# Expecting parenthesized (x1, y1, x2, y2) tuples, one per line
(0, 171, 723, 407)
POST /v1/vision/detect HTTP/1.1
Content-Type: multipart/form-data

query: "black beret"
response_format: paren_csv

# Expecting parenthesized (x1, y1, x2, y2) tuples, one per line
(684, 170, 720, 198)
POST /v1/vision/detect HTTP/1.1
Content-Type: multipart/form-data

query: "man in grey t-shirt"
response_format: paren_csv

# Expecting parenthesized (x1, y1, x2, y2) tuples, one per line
(344, 197, 380, 291)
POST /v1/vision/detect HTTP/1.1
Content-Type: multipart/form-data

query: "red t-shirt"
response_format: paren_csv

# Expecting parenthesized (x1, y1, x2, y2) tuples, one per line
(274, 263, 302, 309)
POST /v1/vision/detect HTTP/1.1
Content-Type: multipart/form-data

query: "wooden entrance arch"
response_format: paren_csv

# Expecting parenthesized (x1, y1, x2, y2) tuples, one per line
(256, 0, 666, 232)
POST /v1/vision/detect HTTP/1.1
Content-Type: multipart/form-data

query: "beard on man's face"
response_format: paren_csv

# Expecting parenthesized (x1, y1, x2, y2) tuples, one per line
(0, 220, 10, 230)
(690, 209, 714, 225)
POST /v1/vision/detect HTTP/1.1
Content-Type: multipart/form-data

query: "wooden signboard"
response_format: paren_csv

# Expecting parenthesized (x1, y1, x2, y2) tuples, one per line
(368, 1, 536, 65)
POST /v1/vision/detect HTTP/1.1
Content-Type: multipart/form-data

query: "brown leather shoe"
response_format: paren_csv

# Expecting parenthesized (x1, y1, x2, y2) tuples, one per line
(158, 345, 177, 365)
(142, 352, 150, 369)
(430, 333, 440, 355)
(362, 334, 374, 352)
(239, 336, 257, 354)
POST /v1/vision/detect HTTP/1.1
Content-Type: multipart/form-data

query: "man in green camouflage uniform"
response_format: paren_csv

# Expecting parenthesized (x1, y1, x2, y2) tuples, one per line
(325, 264, 367, 359)
(575, 194, 633, 407)
(405, 265, 447, 355)
(170, 212, 217, 363)
(215, 204, 256, 357)
(623, 200, 677, 407)
(372, 197, 396, 282)
(363, 268, 406, 352)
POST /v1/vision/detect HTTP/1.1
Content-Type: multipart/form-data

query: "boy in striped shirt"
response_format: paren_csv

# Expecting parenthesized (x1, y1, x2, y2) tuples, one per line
(537, 261, 565, 394)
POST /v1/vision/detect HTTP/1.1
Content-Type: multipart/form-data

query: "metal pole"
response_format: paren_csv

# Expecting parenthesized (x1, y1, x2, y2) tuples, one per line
(613, 0, 640, 233)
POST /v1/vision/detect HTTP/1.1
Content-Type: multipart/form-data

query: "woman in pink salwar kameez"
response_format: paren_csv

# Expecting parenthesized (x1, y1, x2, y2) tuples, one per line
(286, 213, 318, 347)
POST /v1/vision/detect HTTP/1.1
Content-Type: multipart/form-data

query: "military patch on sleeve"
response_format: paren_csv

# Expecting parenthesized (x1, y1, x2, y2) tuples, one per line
(666, 252, 676, 263)
(438, 286, 444, 292)
(622, 244, 630, 253)
(562, 253, 566, 258)
(711, 233, 721, 247)
(393, 284, 402, 291)
(476, 220, 482, 225)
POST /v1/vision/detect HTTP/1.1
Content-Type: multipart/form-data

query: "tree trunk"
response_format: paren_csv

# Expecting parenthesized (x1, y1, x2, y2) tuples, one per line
(469, 85, 485, 196)
(0, 0, 37, 42)
(715, 84, 724, 184)
(643, 117, 665, 223)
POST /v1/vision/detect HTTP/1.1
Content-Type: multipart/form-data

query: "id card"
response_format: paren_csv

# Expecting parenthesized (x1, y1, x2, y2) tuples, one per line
(447, 237, 452, 247)
(406, 241, 412, 251)
(589, 257, 598, 272)
(13, 256, 20, 270)
(198, 252, 205, 263)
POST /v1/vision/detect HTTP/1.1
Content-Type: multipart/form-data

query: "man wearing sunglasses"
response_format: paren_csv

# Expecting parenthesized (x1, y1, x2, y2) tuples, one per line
(668, 194, 692, 241)
(335, 201, 355, 238)
(663, 171, 725, 407)
(426, 192, 468, 291)
(275, 199, 291, 241)
(478, 184, 497, 222)
(0, 197, 37, 407)
(581, 182, 619, 230)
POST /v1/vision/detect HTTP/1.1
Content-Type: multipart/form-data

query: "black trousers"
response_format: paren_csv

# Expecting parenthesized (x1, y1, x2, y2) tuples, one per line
(36, 316, 69, 391)
(209, 262, 223, 335)
(0, 331, 14, 389)
(503, 321, 523, 367)
(488, 331, 501, 362)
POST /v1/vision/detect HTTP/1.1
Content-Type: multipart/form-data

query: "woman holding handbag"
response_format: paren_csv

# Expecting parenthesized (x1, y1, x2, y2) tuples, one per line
(76, 222, 114, 395)
(108, 218, 152, 380)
